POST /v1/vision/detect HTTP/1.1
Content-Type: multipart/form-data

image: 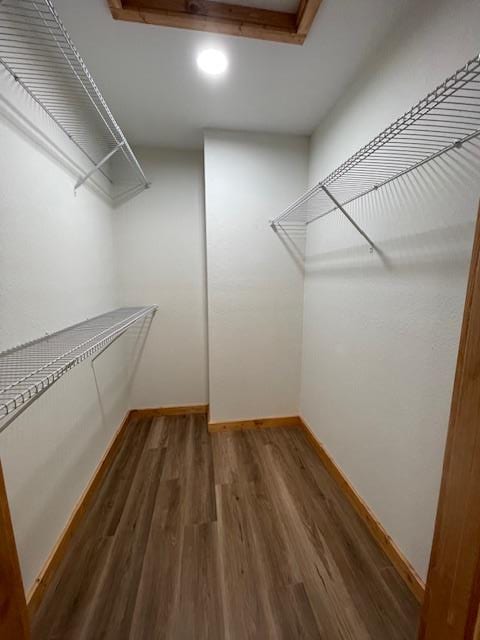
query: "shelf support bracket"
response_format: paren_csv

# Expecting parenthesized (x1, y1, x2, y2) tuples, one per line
(321, 185, 376, 252)
(74, 141, 125, 192)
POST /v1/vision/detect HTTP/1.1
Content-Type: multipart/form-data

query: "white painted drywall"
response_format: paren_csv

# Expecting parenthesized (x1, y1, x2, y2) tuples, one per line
(0, 76, 209, 591)
(204, 130, 308, 423)
(115, 147, 208, 408)
(0, 77, 131, 592)
(301, 0, 480, 581)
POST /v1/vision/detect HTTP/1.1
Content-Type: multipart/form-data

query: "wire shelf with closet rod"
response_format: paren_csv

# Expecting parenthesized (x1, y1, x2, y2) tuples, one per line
(0, 0, 149, 196)
(271, 53, 480, 251)
(0, 306, 158, 433)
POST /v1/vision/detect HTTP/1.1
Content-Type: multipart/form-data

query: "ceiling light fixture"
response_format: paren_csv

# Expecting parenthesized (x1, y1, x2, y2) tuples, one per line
(197, 49, 228, 76)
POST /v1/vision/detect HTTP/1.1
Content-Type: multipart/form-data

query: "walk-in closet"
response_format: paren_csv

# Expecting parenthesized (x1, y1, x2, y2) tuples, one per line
(1, 0, 480, 638)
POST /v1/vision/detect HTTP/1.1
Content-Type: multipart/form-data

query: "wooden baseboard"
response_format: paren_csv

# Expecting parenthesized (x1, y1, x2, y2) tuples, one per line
(27, 410, 133, 616)
(208, 415, 301, 433)
(27, 405, 207, 615)
(131, 404, 209, 418)
(298, 416, 425, 603)
(24, 406, 424, 615)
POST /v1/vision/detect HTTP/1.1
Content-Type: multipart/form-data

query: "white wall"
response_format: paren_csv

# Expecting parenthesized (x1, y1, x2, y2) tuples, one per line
(0, 79, 208, 590)
(204, 130, 308, 423)
(0, 70, 131, 592)
(115, 147, 208, 408)
(301, 0, 480, 581)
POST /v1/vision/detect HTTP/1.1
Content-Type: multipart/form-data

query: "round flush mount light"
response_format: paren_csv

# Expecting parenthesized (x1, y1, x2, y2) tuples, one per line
(196, 49, 228, 76)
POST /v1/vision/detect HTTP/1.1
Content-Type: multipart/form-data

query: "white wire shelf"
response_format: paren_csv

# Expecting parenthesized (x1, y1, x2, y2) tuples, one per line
(0, 0, 149, 195)
(0, 306, 157, 432)
(271, 53, 480, 249)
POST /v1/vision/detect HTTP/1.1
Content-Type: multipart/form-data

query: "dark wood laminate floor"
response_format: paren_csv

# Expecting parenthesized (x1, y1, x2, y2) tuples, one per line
(32, 414, 420, 639)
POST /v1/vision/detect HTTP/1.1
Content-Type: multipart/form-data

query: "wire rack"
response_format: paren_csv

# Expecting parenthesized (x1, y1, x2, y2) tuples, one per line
(0, 0, 149, 195)
(271, 53, 480, 247)
(0, 306, 157, 432)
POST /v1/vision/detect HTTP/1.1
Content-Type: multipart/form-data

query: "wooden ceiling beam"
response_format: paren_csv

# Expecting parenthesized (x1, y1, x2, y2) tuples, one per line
(296, 0, 322, 36)
(108, 0, 323, 44)
(135, 0, 297, 30)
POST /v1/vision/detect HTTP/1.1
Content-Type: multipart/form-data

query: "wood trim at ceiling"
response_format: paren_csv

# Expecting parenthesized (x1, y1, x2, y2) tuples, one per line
(296, 0, 322, 35)
(418, 202, 480, 640)
(107, 0, 323, 44)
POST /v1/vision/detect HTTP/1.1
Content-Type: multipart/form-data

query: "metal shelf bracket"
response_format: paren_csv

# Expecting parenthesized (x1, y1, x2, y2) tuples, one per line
(321, 185, 376, 252)
(74, 142, 125, 193)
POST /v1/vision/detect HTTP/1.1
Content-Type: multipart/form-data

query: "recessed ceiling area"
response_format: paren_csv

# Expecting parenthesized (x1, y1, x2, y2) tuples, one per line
(107, 0, 323, 45)
(53, 0, 414, 148)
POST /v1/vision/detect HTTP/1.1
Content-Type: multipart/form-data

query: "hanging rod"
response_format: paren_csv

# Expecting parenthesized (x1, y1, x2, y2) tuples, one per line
(0, 0, 149, 194)
(271, 53, 480, 246)
(0, 306, 157, 433)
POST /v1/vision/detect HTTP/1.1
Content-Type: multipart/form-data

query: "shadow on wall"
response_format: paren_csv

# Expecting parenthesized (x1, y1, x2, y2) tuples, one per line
(0, 68, 113, 203)
(112, 182, 148, 208)
(122, 312, 157, 403)
(0, 67, 149, 207)
(274, 141, 480, 278)
(92, 312, 155, 427)
(111, 149, 152, 207)
(272, 223, 306, 274)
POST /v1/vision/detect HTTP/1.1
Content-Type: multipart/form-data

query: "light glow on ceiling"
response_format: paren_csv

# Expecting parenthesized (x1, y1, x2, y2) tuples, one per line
(196, 49, 228, 76)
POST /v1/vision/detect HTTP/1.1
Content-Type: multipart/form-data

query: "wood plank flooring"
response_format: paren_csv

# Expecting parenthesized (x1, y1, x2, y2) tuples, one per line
(32, 414, 419, 639)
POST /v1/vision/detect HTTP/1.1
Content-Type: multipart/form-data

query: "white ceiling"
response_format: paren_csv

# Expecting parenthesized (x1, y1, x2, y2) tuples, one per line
(54, 0, 412, 148)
